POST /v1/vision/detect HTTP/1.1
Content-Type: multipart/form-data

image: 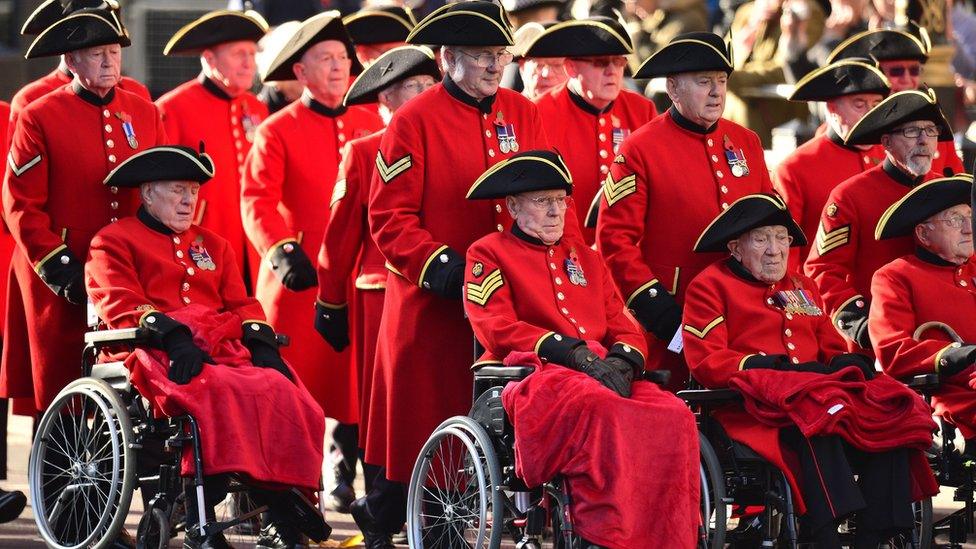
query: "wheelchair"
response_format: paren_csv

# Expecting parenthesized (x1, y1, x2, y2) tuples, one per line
(27, 326, 329, 549)
(680, 383, 934, 548)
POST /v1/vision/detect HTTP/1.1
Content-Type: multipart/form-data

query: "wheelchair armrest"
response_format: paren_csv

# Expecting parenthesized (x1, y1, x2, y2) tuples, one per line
(473, 365, 535, 381)
(676, 388, 742, 405)
(84, 327, 149, 346)
(905, 373, 941, 391)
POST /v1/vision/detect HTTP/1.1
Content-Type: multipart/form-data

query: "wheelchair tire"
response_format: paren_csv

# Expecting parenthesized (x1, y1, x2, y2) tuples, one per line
(136, 507, 171, 549)
(29, 377, 137, 549)
(699, 431, 728, 549)
(407, 416, 504, 549)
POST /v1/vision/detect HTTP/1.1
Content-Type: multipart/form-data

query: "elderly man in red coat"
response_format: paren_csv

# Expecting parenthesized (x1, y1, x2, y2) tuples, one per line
(156, 9, 269, 288)
(1, 6, 166, 416)
(86, 146, 328, 549)
(870, 176, 976, 453)
(805, 90, 950, 354)
(362, 3, 563, 546)
(683, 194, 937, 547)
(462, 151, 699, 549)
(596, 32, 773, 390)
(527, 17, 657, 244)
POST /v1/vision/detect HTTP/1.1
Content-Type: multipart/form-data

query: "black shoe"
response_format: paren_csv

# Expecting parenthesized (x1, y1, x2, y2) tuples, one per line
(330, 481, 355, 513)
(350, 497, 395, 549)
(0, 488, 26, 523)
(183, 532, 234, 549)
(256, 522, 305, 549)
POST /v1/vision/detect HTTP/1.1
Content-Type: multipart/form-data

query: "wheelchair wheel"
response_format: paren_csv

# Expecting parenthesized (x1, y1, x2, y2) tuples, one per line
(29, 377, 137, 549)
(214, 485, 262, 544)
(883, 497, 932, 549)
(699, 432, 728, 549)
(135, 507, 171, 549)
(407, 416, 504, 549)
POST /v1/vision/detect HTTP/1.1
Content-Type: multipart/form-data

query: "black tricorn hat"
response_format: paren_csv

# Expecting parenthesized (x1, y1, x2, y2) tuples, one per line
(406, 1, 514, 47)
(844, 89, 952, 145)
(875, 175, 973, 239)
(262, 12, 364, 83)
(694, 194, 806, 253)
(26, 6, 129, 59)
(21, 0, 109, 36)
(344, 45, 440, 106)
(103, 146, 215, 189)
(635, 31, 733, 78)
(467, 150, 573, 199)
(826, 26, 931, 63)
(523, 17, 632, 57)
(789, 58, 890, 102)
(342, 6, 416, 45)
(501, 0, 565, 14)
(163, 10, 268, 56)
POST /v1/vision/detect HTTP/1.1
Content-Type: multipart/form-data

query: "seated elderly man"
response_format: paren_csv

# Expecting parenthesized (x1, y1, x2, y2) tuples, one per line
(870, 175, 976, 453)
(85, 146, 328, 549)
(463, 151, 700, 548)
(682, 194, 938, 547)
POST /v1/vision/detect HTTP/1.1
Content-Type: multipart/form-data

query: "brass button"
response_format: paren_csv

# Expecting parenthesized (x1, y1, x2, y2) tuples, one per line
(110, 201, 118, 210)
(110, 186, 119, 194)
(495, 204, 502, 213)
(488, 149, 495, 158)
(187, 267, 195, 276)
(105, 124, 112, 133)
(106, 139, 114, 148)
(182, 282, 190, 291)
(176, 250, 184, 258)
(108, 154, 117, 163)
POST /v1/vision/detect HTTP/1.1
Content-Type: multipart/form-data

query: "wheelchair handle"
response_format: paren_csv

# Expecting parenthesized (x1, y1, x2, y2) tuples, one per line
(912, 321, 963, 343)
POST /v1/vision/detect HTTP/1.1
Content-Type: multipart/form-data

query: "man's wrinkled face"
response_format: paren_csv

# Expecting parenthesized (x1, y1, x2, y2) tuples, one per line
(294, 40, 353, 103)
(445, 46, 511, 100)
(66, 44, 122, 93)
(916, 204, 973, 265)
(728, 225, 793, 284)
(667, 71, 728, 128)
(378, 75, 437, 111)
(204, 40, 258, 95)
(519, 57, 568, 99)
(880, 59, 922, 92)
(506, 189, 569, 245)
(826, 93, 884, 138)
(881, 120, 938, 176)
(566, 56, 626, 106)
(142, 180, 201, 234)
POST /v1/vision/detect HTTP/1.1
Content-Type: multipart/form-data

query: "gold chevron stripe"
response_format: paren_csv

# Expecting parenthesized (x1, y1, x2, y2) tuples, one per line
(376, 152, 412, 183)
(815, 223, 851, 256)
(604, 173, 637, 206)
(683, 316, 725, 339)
(466, 269, 504, 306)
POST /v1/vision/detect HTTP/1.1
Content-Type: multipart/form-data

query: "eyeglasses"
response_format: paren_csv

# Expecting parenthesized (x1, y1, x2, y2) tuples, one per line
(747, 233, 793, 249)
(569, 56, 628, 69)
(890, 125, 940, 138)
(523, 195, 570, 210)
(459, 50, 514, 68)
(884, 65, 921, 77)
(932, 214, 972, 229)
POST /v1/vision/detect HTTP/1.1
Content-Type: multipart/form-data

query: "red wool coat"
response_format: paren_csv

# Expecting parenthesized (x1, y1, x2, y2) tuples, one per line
(1, 84, 165, 411)
(596, 108, 773, 388)
(813, 121, 962, 176)
(156, 76, 269, 285)
(804, 160, 940, 352)
(317, 130, 388, 447)
(534, 85, 657, 244)
(367, 79, 555, 482)
(774, 130, 884, 269)
(0, 100, 13, 332)
(870, 253, 976, 437)
(241, 95, 382, 421)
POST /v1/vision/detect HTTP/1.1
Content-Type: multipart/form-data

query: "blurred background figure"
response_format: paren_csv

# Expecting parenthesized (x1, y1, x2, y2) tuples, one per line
(257, 21, 305, 114)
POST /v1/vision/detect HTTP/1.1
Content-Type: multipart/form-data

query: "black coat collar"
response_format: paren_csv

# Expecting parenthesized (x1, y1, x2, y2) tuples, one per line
(443, 75, 496, 115)
(882, 157, 924, 188)
(915, 245, 958, 267)
(826, 126, 858, 151)
(72, 80, 115, 106)
(138, 206, 175, 235)
(301, 93, 347, 117)
(725, 257, 765, 285)
(669, 106, 717, 135)
(199, 73, 232, 101)
(568, 87, 613, 115)
(511, 223, 561, 247)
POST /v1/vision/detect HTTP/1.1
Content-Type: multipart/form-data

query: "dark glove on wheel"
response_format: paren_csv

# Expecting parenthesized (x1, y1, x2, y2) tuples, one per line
(313, 302, 349, 352)
(248, 341, 294, 382)
(163, 328, 214, 385)
(269, 241, 317, 291)
(567, 346, 632, 397)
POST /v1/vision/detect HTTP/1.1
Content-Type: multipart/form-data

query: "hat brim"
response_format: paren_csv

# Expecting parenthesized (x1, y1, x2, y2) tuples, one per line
(466, 152, 573, 199)
(21, 0, 62, 36)
(826, 28, 930, 64)
(634, 36, 733, 79)
(163, 11, 268, 56)
(788, 59, 890, 102)
(262, 13, 364, 83)
(875, 175, 973, 239)
(343, 10, 415, 45)
(26, 10, 130, 59)
(103, 147, 216, 188)
(344, 45, 440, 106)
(694, 194, 807, 253)
(845, 90, 952, 145)
(523, 19, 632, 57)
(406, 2, 514, 47)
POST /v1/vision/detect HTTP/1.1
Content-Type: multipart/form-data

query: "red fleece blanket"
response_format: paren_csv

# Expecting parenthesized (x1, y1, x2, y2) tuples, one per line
(500, 348, 699, 549)
(729, 367, 936, 452)
(125, 305, 325, 490)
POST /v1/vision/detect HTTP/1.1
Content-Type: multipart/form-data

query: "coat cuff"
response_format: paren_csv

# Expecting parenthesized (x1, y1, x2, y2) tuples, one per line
(241, 320, 277, 349)
(832, 295, 869, 339)
(419, 245, 464, 294)
(625, 279, 677, 328)
(740, 353, 787, 370)
(607, 342, 644, 370)
(139, 310, 190, 348)
(535, 331, 585, 365)
(35, 244, 81, 295)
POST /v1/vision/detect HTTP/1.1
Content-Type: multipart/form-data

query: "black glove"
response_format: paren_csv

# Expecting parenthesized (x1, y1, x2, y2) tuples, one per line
(314, 302, 349, 352)
(62, 270, 87, 306)
(442, 264, 465, 300)
(788, 361, 835, 375)
(248, 340, 294, 382)
(604, 356, 635, 398)
(269, 241, 317, 291)
(829, 353, 876, 380)
(36, 248, 86, 305)
(741, 354, 790, 371)
(628, 282, 682, 342)
(162, 328, 213, 385)
(834, 299, 872, 349)
(566, 346, 631, 397)
(938, 343, 976, 379)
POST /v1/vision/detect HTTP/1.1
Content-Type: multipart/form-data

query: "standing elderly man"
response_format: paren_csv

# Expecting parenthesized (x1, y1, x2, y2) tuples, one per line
(1, 6, 165, 415)
(462, 151, 700, 548)
(363, 2, 555, 546)
(528, 17, 657, 243)
(775, 59, 889, 268)
(683, 194, 938, 547)
(512, 22, 568, 100)
(315, 45, 439, 512)
(156, 9, 269, 287)
(805, 90, 949, 353)
(241, 11, 383, 516)
(597, 32, 773, 390)
(870, 176, 976, 453)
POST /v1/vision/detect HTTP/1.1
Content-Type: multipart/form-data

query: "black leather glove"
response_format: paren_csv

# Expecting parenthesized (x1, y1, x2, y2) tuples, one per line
(741, 354, 790, 371)
(566, 346, 631, 397)
(247, 340, 294, 382)
(36, 248, 86, 305)
(829, 353, 876, 380)
(834, 299, 872, 349)
(269, 241, 317, 291)
(938, 343, 976, 379)
(628, 282, 682, 342)
(314, 302, 349, 352)
(788, 361, 834, 375)
(442, 263, 464, 300)
(162, 328, 213, 385)
(62, 270, 87, 306)
(604, 356, 635, 398)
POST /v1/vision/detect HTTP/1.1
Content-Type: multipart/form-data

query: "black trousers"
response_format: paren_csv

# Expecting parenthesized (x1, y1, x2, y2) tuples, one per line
(331, 422, 359, 485)
(364, 470, 407, 533)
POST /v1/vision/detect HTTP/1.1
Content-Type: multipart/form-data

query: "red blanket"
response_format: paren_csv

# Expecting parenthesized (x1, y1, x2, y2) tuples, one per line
(728, 367, 936, 452)
(125, 305, 325, 491)
(501, 348, 699, 549)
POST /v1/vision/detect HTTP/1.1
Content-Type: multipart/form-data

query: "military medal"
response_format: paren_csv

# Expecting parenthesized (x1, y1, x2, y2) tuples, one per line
(612, 127, 630, 154)
(116, 111, 138, 149)
(496, 122, 511, 153)
(242, 104, 257, 144)
(494, 111, 518, 154)
(723, 135, 749, 177)
(774, 290, 822, 316)
(188, 236, 216, 271)
(564, 249, 587, 287)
